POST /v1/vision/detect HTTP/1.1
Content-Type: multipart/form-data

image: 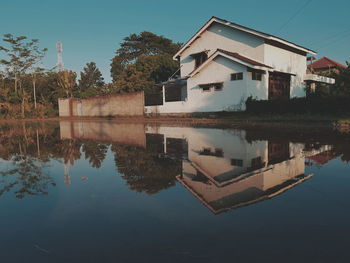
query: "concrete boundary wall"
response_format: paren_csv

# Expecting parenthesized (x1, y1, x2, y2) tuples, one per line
(58, 91, 144, 117)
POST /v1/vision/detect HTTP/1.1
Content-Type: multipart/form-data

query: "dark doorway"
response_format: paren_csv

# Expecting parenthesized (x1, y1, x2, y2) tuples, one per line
(268, 141, 290, 165)
(268, 72, 291, 99)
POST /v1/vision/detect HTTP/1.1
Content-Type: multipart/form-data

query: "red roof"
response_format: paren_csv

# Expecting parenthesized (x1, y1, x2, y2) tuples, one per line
(307, 151, 338, 165)
(308, 57, 347, 70)
(218, 49, 273, 68)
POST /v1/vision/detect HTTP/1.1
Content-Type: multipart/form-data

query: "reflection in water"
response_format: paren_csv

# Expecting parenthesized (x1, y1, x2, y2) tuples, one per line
(58, 120, 341, 214)
(1, 121, 350, 262)
(0, 121, 345, 211)
(145, 126, 328, 214)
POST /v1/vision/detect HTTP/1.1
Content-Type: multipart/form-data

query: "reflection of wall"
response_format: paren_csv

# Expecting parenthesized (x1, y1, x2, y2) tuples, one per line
(60, 121, 146, 147)
(146, 125, 313, 214)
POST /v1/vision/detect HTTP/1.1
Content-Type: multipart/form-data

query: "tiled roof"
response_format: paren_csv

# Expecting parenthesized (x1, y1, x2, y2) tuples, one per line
(308, 57, 347, 70)
(217, 49, 273, 69)
(188, 49, 273, 77)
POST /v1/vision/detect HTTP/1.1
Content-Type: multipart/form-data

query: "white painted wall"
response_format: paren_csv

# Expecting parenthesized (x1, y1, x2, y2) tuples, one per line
(264, 44, 307, 98)
(145, 56, 268, 114)
(180, 23, 265, 77)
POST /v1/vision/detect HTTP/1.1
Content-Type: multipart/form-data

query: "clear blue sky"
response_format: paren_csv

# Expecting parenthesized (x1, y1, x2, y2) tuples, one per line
(1, 0, 349, 82)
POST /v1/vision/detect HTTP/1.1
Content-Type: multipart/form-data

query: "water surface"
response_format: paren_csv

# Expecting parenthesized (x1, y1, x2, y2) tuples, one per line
(1, 121, 350, 263)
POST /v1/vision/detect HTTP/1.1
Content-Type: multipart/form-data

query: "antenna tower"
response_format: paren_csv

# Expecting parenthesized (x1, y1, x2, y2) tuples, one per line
(56, 42, 63, 71)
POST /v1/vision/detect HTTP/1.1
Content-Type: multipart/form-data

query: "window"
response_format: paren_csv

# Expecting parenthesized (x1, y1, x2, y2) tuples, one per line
(200, 85, 211, 92)
(199, 147, 224, 158)
(191, 52, 208, 69)
(251, 156, 262, 168)
(214, 148, 224, 157)
(231, 159, 243, 167)
(252, 72, 262, 81)
(231, 72, 243, 81)
(214, 83, 223, 91)
(201, 148, 211, 155)
(199, 82, 223, 92)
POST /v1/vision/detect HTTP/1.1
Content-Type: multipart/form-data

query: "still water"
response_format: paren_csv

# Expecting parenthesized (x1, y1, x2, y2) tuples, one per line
(0, 121, 350, 263)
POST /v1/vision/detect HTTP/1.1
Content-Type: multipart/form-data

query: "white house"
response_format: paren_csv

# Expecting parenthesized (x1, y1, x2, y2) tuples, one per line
(145, 16, 334, 114)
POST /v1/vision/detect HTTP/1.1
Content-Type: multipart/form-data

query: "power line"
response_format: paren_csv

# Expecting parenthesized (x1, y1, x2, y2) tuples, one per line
(275, 0, 313, 34)
(316, 31, 350, 51)
(310, 28, 350, 47)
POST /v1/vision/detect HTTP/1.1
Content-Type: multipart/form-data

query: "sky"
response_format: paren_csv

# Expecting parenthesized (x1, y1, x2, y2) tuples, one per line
(1, 0, 349, 82)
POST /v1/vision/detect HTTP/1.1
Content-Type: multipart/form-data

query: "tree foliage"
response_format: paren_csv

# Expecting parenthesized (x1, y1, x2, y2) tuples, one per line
(78, 62, 104, 98)
(331, 61, 350, 96)
(110, 31, 181, 93)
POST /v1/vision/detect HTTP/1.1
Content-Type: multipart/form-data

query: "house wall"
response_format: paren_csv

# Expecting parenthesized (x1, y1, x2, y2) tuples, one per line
(264, 43, 307, 97)
(58, 92, 144, 117)
(145, 56, 268, 114)
(180, 23, 265, 77)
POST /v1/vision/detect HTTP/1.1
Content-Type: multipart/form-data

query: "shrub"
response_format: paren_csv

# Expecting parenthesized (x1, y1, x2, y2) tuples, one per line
(245, 96, 350, 115)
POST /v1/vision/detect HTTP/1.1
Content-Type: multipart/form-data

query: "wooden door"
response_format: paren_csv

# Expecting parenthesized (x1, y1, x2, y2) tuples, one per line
(269, 72, 291, 99)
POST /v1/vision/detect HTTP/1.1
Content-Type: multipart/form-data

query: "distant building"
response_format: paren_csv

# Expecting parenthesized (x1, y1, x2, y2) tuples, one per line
(308, 57, 347, 75)
(146, 16, 334, 114)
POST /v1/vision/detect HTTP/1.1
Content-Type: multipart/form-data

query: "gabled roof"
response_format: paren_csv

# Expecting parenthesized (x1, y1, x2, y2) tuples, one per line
(174, 16, 317, 60)
(217, 49, 272, 68)
(188, 49, 272, 77)
(308, 57, 347, 70)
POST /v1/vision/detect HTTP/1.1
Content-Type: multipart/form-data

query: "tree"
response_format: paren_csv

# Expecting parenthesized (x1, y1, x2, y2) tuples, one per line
(331, 61, 350, 96)
(135, 54, 179, 83)
(0, 34, 47, 116)
(57, 70, 77, 98)
(112, 64, 154, 93)
(110, 31, 181, 90)
(78, 62, 104, 98)
(0, 34, 47, 92)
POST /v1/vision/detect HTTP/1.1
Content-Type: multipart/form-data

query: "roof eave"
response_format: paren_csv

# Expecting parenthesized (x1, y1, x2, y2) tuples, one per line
(173, 16, 317, 59)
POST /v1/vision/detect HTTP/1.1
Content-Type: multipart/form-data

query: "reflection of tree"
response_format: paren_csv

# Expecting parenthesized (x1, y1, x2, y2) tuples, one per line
(112, 144, 181, 194)
(56, 139, 82, 165)
(0, 155, 55, 199)
(331, 140, 350, 162)
(82, 141, 109, 168)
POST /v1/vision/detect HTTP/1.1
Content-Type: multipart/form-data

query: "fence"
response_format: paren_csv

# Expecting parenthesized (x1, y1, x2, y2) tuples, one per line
(58, 91, 145, 117)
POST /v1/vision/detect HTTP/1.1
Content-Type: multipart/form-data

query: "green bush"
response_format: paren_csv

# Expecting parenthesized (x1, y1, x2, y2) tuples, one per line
(245, 96, 350, 115)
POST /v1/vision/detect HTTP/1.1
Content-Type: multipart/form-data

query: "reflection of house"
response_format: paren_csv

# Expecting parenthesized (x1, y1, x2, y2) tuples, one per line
(306, 150, 338, 166)
(146, 17, 334, 115)
(145, 126, 330, 214)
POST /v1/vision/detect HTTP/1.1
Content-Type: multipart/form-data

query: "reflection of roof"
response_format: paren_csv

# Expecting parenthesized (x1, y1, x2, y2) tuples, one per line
(174, 16, 316, 59)
(177, 173, 314, 215)
(308, 57, 347, 70)
(306, 151, 338, 165)
(189, 159, 271, 187)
